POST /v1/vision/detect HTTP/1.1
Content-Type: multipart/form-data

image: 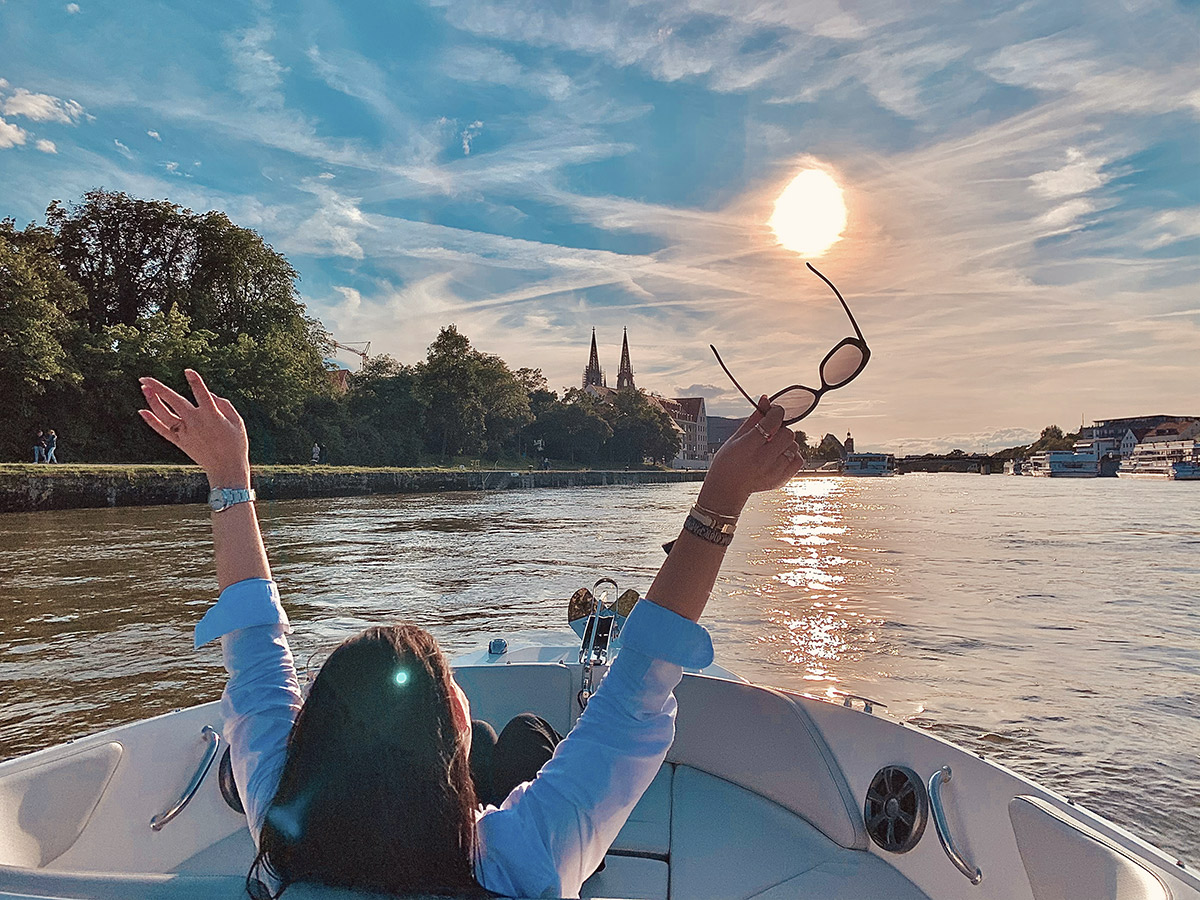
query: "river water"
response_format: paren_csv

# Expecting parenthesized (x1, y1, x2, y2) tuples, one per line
(1, 475, 1197, 863)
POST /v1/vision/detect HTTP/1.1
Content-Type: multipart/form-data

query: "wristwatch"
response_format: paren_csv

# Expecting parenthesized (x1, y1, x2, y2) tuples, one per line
(208, 487, 256, 513)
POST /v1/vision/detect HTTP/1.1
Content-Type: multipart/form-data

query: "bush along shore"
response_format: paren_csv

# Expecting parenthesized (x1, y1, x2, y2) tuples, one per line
(0, 464, 706, 514)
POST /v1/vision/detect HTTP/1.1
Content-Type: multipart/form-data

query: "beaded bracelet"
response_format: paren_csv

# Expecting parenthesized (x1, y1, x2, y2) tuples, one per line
(682, 513, 734, 547)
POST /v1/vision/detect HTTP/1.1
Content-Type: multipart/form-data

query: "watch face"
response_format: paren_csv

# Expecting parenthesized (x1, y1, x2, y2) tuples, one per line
(208, 489, 226, 511)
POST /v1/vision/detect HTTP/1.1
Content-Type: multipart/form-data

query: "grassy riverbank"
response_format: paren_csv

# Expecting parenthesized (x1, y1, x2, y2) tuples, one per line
(0, 463, 706, 513)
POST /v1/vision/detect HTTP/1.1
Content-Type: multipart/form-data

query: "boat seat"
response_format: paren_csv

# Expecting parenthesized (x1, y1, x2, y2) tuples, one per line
(454, 663, 576, 738)
(0, 742, 122, 868)
(668, 674, 867, 850)
(669, 766, 929, 900)
(1009, 796, 1170, 900)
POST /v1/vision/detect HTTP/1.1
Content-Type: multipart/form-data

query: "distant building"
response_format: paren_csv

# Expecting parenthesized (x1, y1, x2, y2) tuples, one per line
(671, 397, 708, 469)
(616, 328, 635, 390)
(844, 431, 855, 453)
(1140, 419, 1200, 444)
(323, 360, 352, 394)
(582, 328, 606, 389)
(1078, 415, 1198, 458)
(706, 416, 741, 454)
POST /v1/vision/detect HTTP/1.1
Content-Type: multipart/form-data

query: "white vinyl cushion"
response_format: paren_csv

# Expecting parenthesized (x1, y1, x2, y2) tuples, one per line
(1009, 796, 1169, 900)
(669, 766, 928, 900)
(0, 742, 122, 868)
(668, 675, 867, 850)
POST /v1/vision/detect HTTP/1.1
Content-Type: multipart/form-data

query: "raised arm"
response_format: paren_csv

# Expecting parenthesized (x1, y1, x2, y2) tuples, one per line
(648, 397, 802, 621)
(139, 370, 299, 840)
(475, 399, 804, 899)
(139, 370, 269, 589)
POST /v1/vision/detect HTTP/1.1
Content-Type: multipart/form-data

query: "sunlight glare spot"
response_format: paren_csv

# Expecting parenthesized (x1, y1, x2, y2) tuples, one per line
(769, 169, 847, 257)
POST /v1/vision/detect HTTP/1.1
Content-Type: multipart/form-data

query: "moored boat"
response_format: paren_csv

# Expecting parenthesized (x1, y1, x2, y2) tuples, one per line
(1117, 439, 1200, 480)
(1, 600, 1195, 900)
(843, 452, 896, 476)
(1023, 450, 1098, 477)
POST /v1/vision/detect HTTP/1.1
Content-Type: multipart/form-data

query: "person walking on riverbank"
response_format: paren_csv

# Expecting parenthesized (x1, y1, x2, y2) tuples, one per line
(136, 368, 803, 900)
(44, 430, 58, 464)
(32, 430, 46, 463)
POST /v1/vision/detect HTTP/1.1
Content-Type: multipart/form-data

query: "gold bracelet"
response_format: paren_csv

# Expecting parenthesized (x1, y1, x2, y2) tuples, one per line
(689, 504, 737, 534)
(682, 514, 733, 547)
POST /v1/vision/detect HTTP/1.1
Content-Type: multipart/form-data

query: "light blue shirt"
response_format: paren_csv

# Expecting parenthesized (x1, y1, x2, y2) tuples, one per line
(196, 579, 713, 899)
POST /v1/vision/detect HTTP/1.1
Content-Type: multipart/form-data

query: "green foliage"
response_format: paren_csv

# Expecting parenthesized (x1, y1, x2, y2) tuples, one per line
(0, 220, 85, 426)
(1028, 425, 1078, 453)
(531, 389, 613, 463)
(601, 389, 681, 466)
(3, 190, 700, 470)
(415, 325, 531, 459)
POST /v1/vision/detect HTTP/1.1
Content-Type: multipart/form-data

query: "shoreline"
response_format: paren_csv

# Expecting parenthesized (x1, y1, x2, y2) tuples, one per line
(0, 464, 707, 513)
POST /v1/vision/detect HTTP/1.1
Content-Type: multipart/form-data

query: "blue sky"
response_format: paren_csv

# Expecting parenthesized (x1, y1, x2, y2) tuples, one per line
(2, 0, 1197, 452)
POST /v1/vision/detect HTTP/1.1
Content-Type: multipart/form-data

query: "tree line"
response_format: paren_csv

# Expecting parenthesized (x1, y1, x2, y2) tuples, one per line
(2, 190, 681, 467)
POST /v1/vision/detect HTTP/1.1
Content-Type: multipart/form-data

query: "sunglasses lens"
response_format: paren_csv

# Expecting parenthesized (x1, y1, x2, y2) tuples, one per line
(774, 388, 818, 420)
(821, 343, 865, 388)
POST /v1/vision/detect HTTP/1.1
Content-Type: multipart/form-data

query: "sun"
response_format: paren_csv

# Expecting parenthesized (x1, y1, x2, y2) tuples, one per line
(768, 169, 847, 257)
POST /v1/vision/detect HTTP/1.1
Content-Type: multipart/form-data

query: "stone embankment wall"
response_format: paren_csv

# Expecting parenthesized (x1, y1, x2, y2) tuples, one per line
(0, 466, 706, 513)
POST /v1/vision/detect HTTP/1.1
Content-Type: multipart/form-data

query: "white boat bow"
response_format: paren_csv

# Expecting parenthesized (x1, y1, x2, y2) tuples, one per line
(1, 635, 1196, 900)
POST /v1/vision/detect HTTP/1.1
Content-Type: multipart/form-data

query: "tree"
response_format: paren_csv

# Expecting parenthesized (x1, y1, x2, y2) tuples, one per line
(0, 220, 84, 431)
(602, 390, 681, 466)
(534, 390, 612, 463)
(47, 191, 198, 330)
(1029, 425, 1076, 453)
(416, 326, 532, 460)
(343, 354, 426, 465)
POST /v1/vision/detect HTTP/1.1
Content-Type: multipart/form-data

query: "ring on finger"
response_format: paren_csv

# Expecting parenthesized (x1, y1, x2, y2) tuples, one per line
(754, 422, 773, 442)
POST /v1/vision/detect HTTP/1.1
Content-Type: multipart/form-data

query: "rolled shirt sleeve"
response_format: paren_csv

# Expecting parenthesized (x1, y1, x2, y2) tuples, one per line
(194, 578, 290, 649)
(475, 598, 712, 899)
(196, 578, 301, 843)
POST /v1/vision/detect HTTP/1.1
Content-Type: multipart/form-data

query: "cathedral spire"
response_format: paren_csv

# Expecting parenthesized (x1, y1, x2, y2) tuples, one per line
(582, 327, 606, 388)
(617, 327, 635, 390)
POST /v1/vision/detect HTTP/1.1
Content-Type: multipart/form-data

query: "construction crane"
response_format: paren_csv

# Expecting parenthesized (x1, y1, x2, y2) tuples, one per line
(330, 339, 371, 370)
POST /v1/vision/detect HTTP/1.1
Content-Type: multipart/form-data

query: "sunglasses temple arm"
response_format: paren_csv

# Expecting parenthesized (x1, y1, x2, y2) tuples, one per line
(710, 345, 768, 414)
(806, 262, 866, 342)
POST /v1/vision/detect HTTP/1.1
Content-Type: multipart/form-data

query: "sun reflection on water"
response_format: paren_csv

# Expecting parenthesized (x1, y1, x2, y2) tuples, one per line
(752, 478, 885, 688)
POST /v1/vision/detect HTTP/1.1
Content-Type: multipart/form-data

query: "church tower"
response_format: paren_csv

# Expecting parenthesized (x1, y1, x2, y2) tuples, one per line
(616, 327, 635, 390)
(845, 431, 855, 453)
(582, 328, 606, 388)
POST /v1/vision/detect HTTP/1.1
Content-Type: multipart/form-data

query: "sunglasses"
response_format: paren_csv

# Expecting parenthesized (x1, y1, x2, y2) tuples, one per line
(711, 263, 870, 426)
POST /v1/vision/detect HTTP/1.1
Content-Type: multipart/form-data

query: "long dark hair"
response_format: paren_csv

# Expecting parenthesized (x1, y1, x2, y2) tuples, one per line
(248, 624, 485, 897)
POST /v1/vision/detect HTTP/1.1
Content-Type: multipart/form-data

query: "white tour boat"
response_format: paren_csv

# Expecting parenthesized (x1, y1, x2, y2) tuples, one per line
(1117, 439, 1200, 481)
(1, 586, 1196, 900)
(1022, 450, 1099, 478)
(842, 452, 897, 476)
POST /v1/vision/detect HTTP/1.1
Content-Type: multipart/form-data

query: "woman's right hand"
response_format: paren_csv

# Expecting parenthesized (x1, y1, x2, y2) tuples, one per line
(697, 396, 805, 518)
(138, 370, 251, 488)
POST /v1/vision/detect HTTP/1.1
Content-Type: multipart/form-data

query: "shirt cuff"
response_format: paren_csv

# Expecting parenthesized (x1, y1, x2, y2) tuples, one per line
(195, 578, 290, 649)
(620, 598, 714, 669)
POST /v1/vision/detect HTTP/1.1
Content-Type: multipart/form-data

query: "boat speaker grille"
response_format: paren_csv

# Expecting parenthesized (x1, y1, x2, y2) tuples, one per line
(865, 765, 928, 853)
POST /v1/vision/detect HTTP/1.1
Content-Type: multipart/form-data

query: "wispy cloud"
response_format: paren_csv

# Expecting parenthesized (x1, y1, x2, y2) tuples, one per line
(35, 138, 56, 153)
(1, 87, 85, 123)
(65, 3, 80, 13)
(1, 0, 1196, 449)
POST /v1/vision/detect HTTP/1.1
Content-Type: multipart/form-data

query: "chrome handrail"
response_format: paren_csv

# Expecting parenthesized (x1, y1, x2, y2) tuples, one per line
(928, 766, 983, 885)
(150, 725, 221, 831)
